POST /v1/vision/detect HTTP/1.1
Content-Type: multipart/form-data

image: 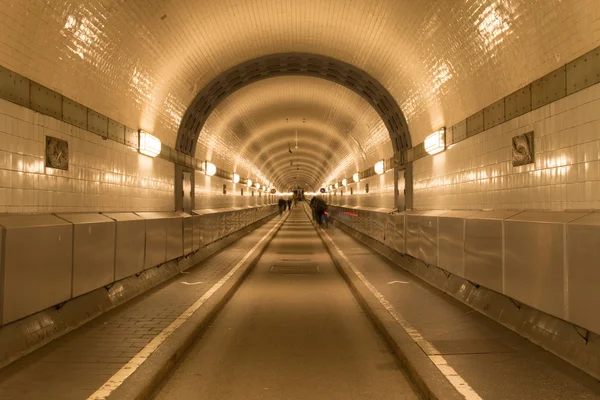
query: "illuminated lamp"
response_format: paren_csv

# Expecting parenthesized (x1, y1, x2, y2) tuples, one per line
(255, 182, 261, 189)
(425, 127, 446, 155)
(247, 179, 253, 187)
(205, 161, 217, 176)
(262, 185, 266, 191)
(342, 179, 347, 186)
(374, 160, 385, 175)
(353, 173, 359, 182)
(335, 183, 339, 189)
(138, 130, 161, 157)
(233, 173, 240, 183)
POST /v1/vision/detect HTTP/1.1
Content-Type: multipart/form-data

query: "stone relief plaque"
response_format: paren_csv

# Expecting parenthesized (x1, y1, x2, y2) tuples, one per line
(45, 136, 69, 170)
(512, 131, 534, 167)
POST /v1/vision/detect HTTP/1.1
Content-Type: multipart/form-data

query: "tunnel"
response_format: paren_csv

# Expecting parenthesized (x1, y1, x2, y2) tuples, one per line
(0, 1, 600, 399)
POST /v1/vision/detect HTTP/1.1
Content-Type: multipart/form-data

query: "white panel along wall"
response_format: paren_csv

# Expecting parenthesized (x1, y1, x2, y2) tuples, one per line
(0, 98, 174, 213)
(414, 84, 600, 210)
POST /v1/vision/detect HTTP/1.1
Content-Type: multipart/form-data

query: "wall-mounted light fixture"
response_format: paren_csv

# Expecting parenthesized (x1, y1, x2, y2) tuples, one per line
(138, 130, 161, 157)
(262, 185, 266, 191)
(342, 179, 347, 186)
(425, 127, 446, 155)
(233, 173, 240, 183)
(374, 160, 385, 175)
(255, 182, 261, 189)
(335, 183, 339, 189)
(353, 173, 359, 183)
(247, 179, 253, 187)
(205, 161, 217, 176)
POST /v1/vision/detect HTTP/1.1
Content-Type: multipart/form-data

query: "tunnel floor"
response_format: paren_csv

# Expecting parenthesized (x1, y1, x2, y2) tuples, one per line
(0, 205, 599, 399)
(153, 207, 419, 399)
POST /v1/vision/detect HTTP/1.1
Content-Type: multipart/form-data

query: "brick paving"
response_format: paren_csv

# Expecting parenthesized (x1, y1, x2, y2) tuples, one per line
(0, 217, 280, 400)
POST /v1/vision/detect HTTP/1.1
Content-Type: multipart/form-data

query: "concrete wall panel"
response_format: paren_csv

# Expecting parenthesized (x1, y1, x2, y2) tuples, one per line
(104, 213, 145, 281)
(567, 214, 600, 333)
(438, 213, 470, 277)
(0, 215, 72, 325)
(57, 214, 116, 298)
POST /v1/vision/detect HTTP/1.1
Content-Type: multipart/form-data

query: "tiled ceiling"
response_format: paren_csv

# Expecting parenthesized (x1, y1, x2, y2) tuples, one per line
(0, 0, 597, 189)
(198, 76, 390, 190)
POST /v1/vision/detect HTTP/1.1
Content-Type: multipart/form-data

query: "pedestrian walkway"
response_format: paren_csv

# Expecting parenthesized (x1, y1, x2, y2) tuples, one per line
(322, 219, 600, 400)
(0, 217, 281, 400)
(154, 207, 419, 400)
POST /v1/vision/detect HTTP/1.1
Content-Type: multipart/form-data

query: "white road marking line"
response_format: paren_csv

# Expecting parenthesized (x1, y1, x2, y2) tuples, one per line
(321, 229, 482, 400)
(88, 216, 287, 400)
(180, 281, 204, 286)
(387, 280, 409, 284)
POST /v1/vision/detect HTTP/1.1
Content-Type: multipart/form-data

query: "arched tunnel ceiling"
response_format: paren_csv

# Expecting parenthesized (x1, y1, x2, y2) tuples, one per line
(197, 76, 392, 190)
(0, 0, 598, 189)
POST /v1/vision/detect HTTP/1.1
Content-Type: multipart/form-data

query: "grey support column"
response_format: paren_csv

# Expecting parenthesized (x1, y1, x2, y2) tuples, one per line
(404, 161, 413, 210)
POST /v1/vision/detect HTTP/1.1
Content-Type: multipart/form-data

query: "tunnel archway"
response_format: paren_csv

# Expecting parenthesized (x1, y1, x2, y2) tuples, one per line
(176, 53, 411, 157)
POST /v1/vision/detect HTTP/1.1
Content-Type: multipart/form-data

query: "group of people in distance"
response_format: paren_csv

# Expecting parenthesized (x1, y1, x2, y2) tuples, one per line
(278, 196, 294, 216)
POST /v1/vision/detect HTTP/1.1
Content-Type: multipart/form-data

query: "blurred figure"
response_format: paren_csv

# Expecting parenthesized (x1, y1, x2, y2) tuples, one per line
(310, 197, 317, 222)
(314, 196, 328, 228)
(287, 198, 292, 210)
(278, 198, 286, 216)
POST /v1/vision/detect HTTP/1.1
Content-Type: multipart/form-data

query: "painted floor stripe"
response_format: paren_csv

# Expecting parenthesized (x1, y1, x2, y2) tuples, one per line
(88, 216, 287, 400)
(321, 229, 483, 400)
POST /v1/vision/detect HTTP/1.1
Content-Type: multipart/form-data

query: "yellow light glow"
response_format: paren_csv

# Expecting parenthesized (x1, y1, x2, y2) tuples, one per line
(425, 128, 446, 155)
(205, 162, 216, 176)
(374, 160, 385, 175)
(342, 179, 347, 186)
(139, 131, 161, 157)
(233, 173, 240, 183)
(353, 173, 359, 182)
(247, 179, 253, 187)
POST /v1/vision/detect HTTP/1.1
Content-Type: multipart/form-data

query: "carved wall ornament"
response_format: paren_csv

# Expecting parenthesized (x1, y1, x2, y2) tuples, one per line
(512, 131, 534, 167)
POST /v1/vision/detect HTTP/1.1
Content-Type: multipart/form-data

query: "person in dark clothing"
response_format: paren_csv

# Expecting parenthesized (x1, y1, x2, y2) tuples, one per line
(278, 198, 286, 216)
(310, 197, 317, 222)
(287, 198, 292, 210)
(314, 197, 328, 228)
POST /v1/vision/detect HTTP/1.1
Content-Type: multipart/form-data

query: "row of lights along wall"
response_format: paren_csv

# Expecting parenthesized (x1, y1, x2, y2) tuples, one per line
(141, 127, 447, 195)
(139, 130, 277, 193)
(322, 128, 446, 193)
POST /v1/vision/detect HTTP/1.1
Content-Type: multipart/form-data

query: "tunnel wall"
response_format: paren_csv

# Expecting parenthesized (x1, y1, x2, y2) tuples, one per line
(194, 171, 277, 209)
(328, 170, 395, 209)
(0, 204, 278, 326)
(328, 206, 600, 337)
(0, 98, 174, 213)
(413, 83, 600, 210)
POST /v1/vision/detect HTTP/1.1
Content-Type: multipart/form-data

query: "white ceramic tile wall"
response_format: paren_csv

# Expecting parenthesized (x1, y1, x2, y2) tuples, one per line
(1, 0, 597, 148)
(414, 84, 600, 210)
(199, 76, 391, 191)
(194, 171, 274, 210)
(0, 99, 174, 213)
(329, 170, 395, 209)
(1, 0, 598, 199)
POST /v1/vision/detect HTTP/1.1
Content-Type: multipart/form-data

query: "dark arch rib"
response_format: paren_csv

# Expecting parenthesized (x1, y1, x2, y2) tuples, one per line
(176, 53, 411, 156)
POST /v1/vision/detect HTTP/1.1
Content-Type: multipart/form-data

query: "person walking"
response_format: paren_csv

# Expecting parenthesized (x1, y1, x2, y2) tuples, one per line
(278, 198, 286, 216)
(314, 197, 328, 228)
(310, 197, 317, 222)
(287, 198, 292, 211)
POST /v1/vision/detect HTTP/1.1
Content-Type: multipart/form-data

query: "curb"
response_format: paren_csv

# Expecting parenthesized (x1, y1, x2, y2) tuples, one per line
(106, 213, 290, 400)
(303, 204, 463, 400)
